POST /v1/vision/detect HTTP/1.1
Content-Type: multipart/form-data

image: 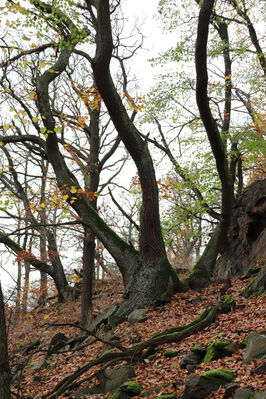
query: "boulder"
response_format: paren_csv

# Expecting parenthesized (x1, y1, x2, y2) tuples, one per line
(233, 387, 254, 399)
(243, 332, 266, 363)
(180, 351, 203, 369)
(181, 369, 235, 399)
(127, 309, 148, 324)
(252, 361, 266, 374)
(214, 179, 266, 279)
(74, 366, 136, 398)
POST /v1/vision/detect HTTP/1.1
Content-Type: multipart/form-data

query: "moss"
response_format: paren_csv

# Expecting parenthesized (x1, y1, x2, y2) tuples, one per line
(247, 267, 261, 276)
(156, 395, 176, 399)
(121, 381, 142, 395)
(250, 276, 258, 289)
(147, 353, 157, 361)
(190, 265, 209, 278)
(203, 341, 230, 363)
(201, 369, 236, 385)
(162, 350, 179, 358)
(110, 391, 120, 399)
(222, 295, 235, 305)
(240, 334, 250, 348)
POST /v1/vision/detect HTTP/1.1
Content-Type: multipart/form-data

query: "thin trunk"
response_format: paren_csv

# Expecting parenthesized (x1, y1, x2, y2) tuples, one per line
(0, 282, 11, 399)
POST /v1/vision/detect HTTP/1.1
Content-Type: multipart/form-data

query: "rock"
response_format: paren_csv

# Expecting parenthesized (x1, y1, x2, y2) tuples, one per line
(233, 387, 254, 399)
(190, 344, 207, 356)
(242, 260, 266, 298)
(47, 332, 68, 355)
(252, 361, 266, 374)
(181, 369, 236, 398)
(74, 366, 136, 399)
(186, 365, 196, 374)
(180, 351, 203, 368)
(214, 179, 266, 279)
(203, 341, 231, 363)
(31, 358, 48, 371)
(180, 375, 217, 399)
(97, 366, 136, 393)
(127, 309, 148, 324)
(223, 343, 239, 356)
(223, 382, 238, 398)
(142, 384, 169, 397)
(110, 382, 142, 398)
(243, 332, 266, 363)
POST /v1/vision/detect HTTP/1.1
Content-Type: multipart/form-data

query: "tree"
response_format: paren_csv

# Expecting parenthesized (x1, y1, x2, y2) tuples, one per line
(0, 0, 185, 326)
(142, 0, 265, 288)
(0, 282, 11, 399)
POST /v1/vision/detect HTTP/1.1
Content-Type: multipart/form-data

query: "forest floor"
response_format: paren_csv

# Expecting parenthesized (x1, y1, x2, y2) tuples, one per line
(7, 272, 266, 399)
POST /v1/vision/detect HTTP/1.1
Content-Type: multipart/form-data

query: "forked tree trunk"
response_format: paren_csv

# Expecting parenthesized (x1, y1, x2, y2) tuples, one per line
(34, 0, 185, 324)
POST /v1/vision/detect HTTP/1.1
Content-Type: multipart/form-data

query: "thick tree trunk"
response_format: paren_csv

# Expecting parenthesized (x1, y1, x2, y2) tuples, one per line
(0, 282, 11, 399)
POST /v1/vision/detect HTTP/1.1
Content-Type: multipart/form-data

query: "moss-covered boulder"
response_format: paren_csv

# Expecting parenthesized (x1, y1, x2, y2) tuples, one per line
(181, 369, 236, 399)
(110, 381, 142, 399)
(201, 369, 236, 385)
(203, 341, 231, 363)
(156, 394, 176, 399)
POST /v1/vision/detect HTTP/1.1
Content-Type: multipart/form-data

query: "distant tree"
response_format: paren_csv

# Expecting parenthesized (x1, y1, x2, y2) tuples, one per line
(0, 281, 11, 399)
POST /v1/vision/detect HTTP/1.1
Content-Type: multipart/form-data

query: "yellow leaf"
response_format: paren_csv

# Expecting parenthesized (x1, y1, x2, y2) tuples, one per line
(32, 116, 38, 122)
(63, 194, 69, 200)
(39, 62, 46, 68)
(0, 142, 4, 146)
(70, 186, 77, 194)
(40, 202, 46, 208)
(43, 314, 50, 320)
(3, 124, 9, 131)
(0, 169, 3, 174)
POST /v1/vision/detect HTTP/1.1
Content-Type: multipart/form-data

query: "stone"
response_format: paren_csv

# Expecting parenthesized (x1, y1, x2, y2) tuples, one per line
(180, 351, 203, 368)
(243, 332, 266, 363)
(223, 382, 238, 398)
(190, 344, 207, 356)
(180, 375, 217, 399)
(233, 387, 254, 399)
(214, 179, 266, 279)
(47, 332, 68, 355)
(97, 365, 136, 393)
(31, 358, 48, 371)
(252, 361, 266, 374)
(127, 309, 148, 324)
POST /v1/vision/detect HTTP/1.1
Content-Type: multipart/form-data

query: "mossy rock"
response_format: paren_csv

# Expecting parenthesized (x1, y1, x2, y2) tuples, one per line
(121, 381, 142, 395)
(156, 394, 176, 399)
(162, 350, 179, 358)
(147, 353, 157, 361)
(202, 369, 236, 385)
(203, 341, 230, 362)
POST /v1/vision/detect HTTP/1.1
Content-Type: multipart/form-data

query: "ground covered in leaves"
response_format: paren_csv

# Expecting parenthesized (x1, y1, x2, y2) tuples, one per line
(7, 275, 266, 398)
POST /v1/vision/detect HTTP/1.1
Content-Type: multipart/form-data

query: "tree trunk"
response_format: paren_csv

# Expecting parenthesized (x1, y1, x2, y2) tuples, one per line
(0, 282, 11, 399)
(33, 0, 185, 324)
(188, 0, 234, 290)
